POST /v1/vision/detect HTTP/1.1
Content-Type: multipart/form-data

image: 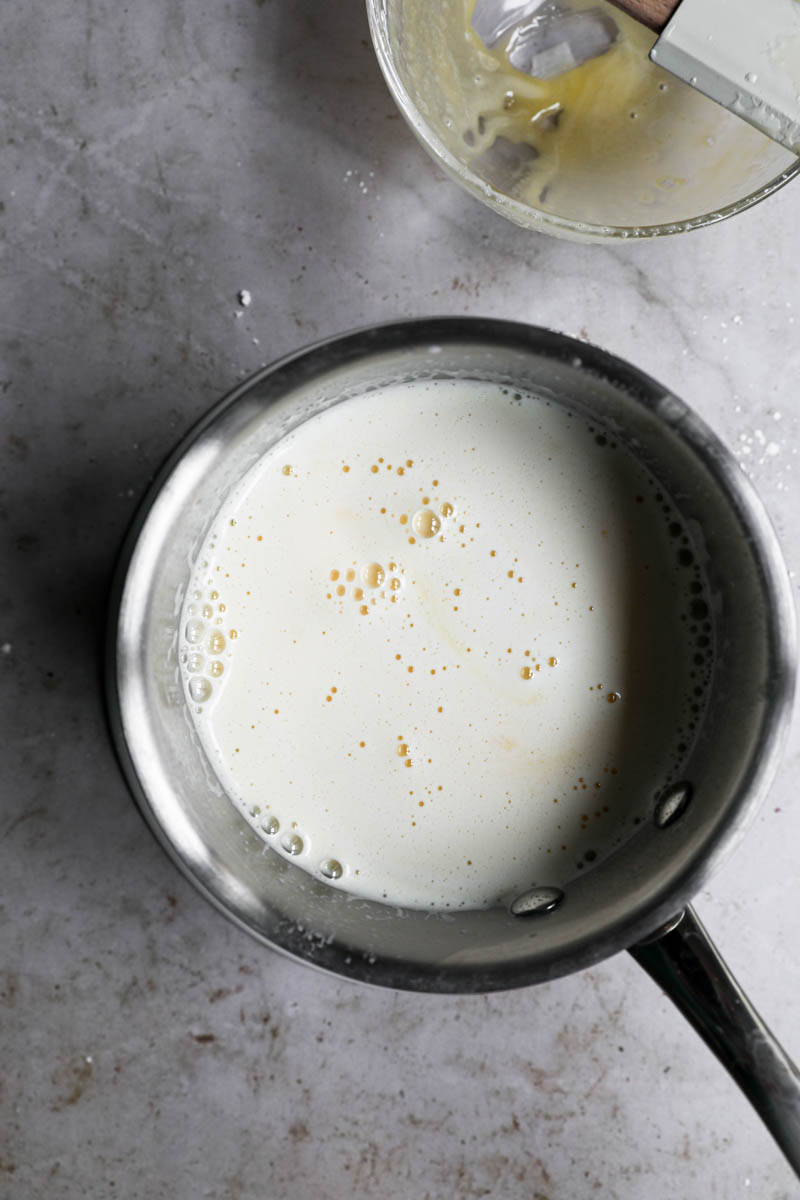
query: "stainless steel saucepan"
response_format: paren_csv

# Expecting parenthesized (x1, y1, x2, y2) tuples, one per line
(107, 319, 800, 1173)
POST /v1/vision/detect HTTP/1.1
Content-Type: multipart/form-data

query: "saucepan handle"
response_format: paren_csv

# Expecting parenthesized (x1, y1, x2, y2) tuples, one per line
(629, 904, 800, 1176)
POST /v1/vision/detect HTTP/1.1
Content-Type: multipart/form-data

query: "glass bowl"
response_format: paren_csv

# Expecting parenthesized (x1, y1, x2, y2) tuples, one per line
(366, 0, 800, 241)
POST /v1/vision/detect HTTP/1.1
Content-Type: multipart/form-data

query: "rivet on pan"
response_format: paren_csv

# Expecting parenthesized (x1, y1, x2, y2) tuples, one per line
(654, 781, 693, 829)
(510, 886, 564, 917)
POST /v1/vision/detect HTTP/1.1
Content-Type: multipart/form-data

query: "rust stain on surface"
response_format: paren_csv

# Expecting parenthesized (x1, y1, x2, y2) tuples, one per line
(50, 1059, 93, 1111)
(288, 1120, 310, 1142)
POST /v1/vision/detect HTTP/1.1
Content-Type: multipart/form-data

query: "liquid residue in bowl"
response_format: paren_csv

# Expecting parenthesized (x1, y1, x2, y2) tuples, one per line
(394, 0, 796, 227)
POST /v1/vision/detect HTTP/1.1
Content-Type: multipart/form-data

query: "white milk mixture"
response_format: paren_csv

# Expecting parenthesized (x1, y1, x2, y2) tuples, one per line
(179, 379, 712, 909)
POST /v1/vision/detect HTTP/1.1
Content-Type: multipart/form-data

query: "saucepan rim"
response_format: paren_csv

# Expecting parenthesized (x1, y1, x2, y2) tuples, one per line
(106, 317, 796, 991)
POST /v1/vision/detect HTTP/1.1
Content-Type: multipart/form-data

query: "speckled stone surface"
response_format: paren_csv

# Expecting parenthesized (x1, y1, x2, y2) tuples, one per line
(2, 1, 799, 1196)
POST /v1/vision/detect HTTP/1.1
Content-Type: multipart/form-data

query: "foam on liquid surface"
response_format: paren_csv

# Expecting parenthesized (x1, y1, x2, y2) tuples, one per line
(179, 379, 712, 909)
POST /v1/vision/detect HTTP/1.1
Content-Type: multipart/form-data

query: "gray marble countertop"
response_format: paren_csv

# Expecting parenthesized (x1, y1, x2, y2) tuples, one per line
(2, 1, 799, 1197)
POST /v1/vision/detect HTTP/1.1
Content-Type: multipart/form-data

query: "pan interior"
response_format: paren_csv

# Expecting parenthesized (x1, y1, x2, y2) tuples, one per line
(112, 322, 795, 991)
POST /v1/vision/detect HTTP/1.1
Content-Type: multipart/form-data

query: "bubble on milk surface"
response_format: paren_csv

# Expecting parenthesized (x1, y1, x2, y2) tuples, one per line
(208, 631, 226, 655)
(282, 832, 304, 856)
(412, 509, 441, 539)
(362, 562, 385, 588)
(185, 618, 205, 644)
(188, 676, 212, 704)
(320, 858, 344, 880)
